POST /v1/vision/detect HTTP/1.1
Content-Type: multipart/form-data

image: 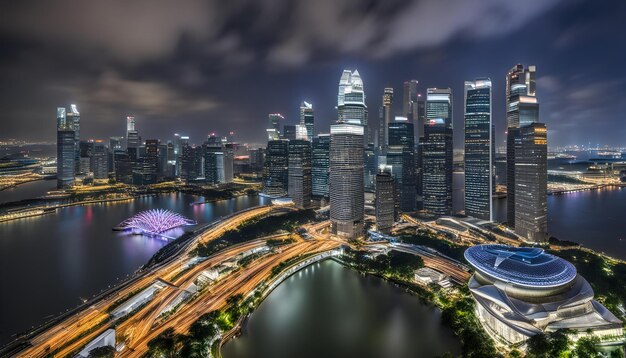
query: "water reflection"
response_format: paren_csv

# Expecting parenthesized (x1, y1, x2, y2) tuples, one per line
(222, 261, 460, 358)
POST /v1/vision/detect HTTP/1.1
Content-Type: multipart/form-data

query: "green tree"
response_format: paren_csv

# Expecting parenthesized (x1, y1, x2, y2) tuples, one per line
(526, 333, 551, 358)
(145, 328, 186, 358)
(574, 336, 601, 358)
(88, 346, 115, 358)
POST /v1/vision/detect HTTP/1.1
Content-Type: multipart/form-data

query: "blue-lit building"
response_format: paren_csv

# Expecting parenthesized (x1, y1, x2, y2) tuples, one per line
(300, 101, 314, 141)
(262, 139, 289, 197)
(464, 78, 493, 221)
(312, 134, 330, 199)
(388, 117, 416, 212)
(465, 245, 623, 344)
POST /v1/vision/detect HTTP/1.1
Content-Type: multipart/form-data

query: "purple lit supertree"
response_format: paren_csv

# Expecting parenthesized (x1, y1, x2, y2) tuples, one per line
(116, 209, 196, 235)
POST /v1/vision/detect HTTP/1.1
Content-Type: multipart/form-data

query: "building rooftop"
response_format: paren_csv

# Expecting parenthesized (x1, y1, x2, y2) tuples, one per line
(464, 245, 577, 288)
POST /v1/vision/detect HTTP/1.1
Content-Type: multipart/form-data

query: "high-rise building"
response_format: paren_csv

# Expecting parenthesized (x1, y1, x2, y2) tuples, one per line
(300, 101, 314, 141)
(388, 117, 416, 212)
(364, 143, 377, 191)
(295, 124, 308, 141)
(79, 140, 92, 175)
(506, 64, 537, 226)
(262, 139, 289, 197)
(421, 88, 453, 216)
(141, 139, 159, 184)
(514, 123, 547, 241)
(375, 171, 395, 234)
(312, 134, 330, 199)
(464, 78, 493, 221)
(181, 143, 201, 183)
(337, 70, 368, 143)
(203, 135, 233, 185)
(330, 123, 364, 238)
(66, 104, 80, 175)
(126, 116, 140, 153)
(403, 80, 418, 121)
(91, 140, 109, 180)
(113, 150, 133, 184)
(379, 87, 394, 152)
(283, 125, 297, 140)
(267, 113, 283, 141)
(56, 107, 75, 188)
(288, 139, 312, 209)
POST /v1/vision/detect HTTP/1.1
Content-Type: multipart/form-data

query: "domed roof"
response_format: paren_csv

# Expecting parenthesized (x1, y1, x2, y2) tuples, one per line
(464, 245, 577, 288)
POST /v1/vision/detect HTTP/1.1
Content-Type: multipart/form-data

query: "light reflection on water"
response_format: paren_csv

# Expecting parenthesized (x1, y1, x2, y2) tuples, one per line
(0, 194, 268, 345)
(222, 261, 461, 358)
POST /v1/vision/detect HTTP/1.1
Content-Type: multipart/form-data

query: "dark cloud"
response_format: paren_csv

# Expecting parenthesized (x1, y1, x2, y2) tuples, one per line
(0, 0, 624, 147)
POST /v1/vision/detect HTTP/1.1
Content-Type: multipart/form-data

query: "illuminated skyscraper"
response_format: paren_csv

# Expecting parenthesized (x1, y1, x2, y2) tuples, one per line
(56, 107, 75, 188)
(267, 113, 283, 141)
(66, 104, 80, 175)
(300, 101, 314, 141)
(126, 116, 140, 151)
(375, 171, 395, 234)
(262, 139, 289, 197)
(403, 80, 418, 123)
(506, 64, 537, 226)
(514, 123, 547, 241)
(388, 117, 416, 212)
(312, 134, 330, 199)
(421, 88, 453, 216)
(330, 123, 364, 238)
(464, 78, 493, 221)
(91, 140, 109, 180)
(337, 69, 369, 143)
(379, 87, 394, 152)
(288, 139, 312, 209)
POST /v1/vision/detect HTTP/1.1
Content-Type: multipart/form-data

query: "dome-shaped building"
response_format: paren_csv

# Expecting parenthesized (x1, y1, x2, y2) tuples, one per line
(464, 245, 622, 344)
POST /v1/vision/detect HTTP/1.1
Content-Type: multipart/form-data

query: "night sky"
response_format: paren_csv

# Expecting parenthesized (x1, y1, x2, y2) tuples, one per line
(0, 0, 625, 148)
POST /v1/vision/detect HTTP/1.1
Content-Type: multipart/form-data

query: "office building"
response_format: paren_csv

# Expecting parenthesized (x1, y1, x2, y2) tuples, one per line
(267, 113, 283, 141)
(288, 139, 312, 209)
(388, 117, 416, 211)
(262, 139, 289, 197)
(300, 101, 314, 140)
(337, 69, 369, 143)
(330, 123, 364, 238)
(421, 88, 453, 215)
(56, 107, 75, 188)
(312, 134, 330, 199)
(514, 123, 547, 241)
(113, 150, 133, 184)
(79, 140, 92, 175)
(283, 125, 296, 140)
(91, 141, 109, 180)
(379, 87, 394, 152)
(375, 171, 395, 234)
(364, 143, 377, 191)
(465, 245, 623, 345)
(126, 116, 140, 155)
(66, 104, 80, 175)
(464, 78, 493, 221)
(506, 64, 537, 226)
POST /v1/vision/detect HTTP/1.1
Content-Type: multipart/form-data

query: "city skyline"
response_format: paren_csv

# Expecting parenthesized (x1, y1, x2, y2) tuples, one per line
(1, 1, 625, 147)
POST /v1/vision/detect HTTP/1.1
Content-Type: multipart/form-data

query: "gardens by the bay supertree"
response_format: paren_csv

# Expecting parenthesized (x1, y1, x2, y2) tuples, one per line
(114, 209, 196, 236)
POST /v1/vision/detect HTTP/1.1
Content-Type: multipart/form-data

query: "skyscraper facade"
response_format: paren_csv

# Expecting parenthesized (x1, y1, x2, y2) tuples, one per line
(126, 116, 140, 152)
(262, 139, 289, 197)
(514, 123, 547, 241)
(330, 123, 364, 238)
(288, 139, 312, 209)
(506, 64, 537, 226)
(337, 70, 368, 143)
(300, 101, 314, 141)
(283, 125, 296, 140)
(312, 134, 330, 199)
(464, 78, 493, 221)
(388, 117, 416, 212)
(421, 88, 453, 216)
(403, 80, 418, 123)
(379, 87, 394, 152)
(56, 107, 75, 188)
(91, 140, 109, 180)
(375, 171, 395, 234)
(267, 113, 283, 141)
(66, 104, 80, 175)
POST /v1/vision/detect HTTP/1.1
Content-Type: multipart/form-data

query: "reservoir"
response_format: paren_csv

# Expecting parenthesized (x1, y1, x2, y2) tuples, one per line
(222, 260, 460, 358)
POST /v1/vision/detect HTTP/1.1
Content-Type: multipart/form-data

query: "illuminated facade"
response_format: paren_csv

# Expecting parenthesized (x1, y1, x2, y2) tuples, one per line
(56, 107, 75, 188)
(465, 245, 623, 345)
(421, 88, 453, 215)
(300, 101, 314, 141)
(262, 139, 289, 197)
(311, 134, 330, 198)
(288, 139, 312, 209)
(375, 171, 395, 234)
(514, 123, 547, 241)
(464, 78, 493, 221)
(337, 69, 369, 143)
(506, 64, 537, 227)
(330, 123, 364, 238)
(267, 113, 283, 141)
